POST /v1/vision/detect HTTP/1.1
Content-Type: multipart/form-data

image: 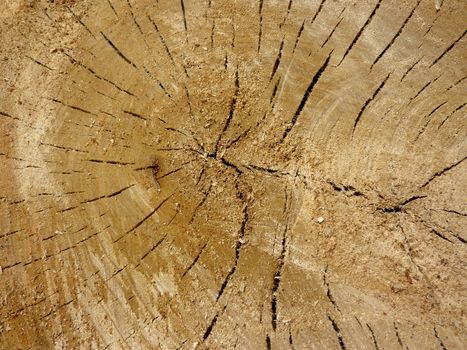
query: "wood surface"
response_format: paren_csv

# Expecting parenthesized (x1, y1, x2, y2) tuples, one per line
(0, 0, 466, 349)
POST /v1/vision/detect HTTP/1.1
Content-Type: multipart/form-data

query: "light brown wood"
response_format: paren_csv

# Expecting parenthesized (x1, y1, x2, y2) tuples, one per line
(0, 0, 466, 349)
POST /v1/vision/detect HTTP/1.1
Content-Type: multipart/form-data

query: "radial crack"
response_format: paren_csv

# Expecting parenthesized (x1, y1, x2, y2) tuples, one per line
(214, 68, 240, 155)
(370, 0, 421, 70)
(400, 55, 423, 81)
(67, 6, 96, 39)
(413, 100, 447, 141)
(182, 242, 208, 278)
(281, 52, 332, 142)
(394, 322, 404, 348)
(135, 233, 168, 267)
(271, 188, 291, 331)
(49, 98, 95, 115)
(434, 327, 448, 350)
(258, 0, 264, 53)
(189, 183, 213, 224)
(201, 307, 225, 344)
(352, 73, 390, 136)
(420, 157, 466, 189)
(321, 12, 344, 48)
(367, 324, 379, 350)
(26, 55, 54, 70)
(101, 32, 138, 68)
(310, 0, 326, 25)
(409, 74, 441, 103)
(337, 0, 382, 66)
(323, 266, 341, 312)
(328, 316, 347, 350)
(215, 185, 249, 302)
(270, 39, 284, 81)
(114, 193, 174, 243)
(437, 102, 466, 129)
(429, 29, 466, 68)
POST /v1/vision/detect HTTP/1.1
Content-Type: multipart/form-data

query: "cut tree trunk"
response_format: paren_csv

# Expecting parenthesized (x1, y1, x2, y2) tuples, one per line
(0, 0, 466, 349)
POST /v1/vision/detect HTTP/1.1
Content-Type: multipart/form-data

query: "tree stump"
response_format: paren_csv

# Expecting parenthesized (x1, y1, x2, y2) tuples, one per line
(0, 0, 465, 349)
